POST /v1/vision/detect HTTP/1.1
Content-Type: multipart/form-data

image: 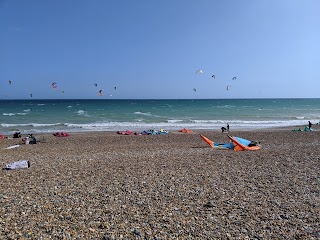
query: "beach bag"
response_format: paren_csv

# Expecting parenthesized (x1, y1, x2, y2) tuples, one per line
(4, 160, 30, 170)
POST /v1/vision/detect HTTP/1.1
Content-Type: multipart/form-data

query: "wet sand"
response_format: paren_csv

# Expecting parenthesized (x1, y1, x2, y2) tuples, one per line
(0, 128, 319, 239)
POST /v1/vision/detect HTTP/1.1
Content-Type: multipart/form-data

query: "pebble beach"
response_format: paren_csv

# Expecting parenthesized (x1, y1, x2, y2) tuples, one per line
(0, 128, 319, 239)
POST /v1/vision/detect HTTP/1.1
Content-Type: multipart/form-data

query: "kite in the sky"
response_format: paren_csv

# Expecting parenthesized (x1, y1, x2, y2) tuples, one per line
(8, 80, 12, 85)
(52, 82, 57, 89)
(196, 70, 203, 74)
(227, 85, 231, 91)
(98, 89, 103, 96)
(30, 93, 33, 97)
(232, 77, 237, 80)
(193, 88, 197, 92)
(94, 83, 97, 87)
(114, 87, 117, 90)
(212, 75, 215, 78)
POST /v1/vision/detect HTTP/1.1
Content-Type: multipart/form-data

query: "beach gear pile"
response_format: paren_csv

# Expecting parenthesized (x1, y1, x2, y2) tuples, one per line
(292, 127, 315, 132)
(178, 128, 193, 133)
(3, 160, 30, 170)
(22, 134, 37, 144)
(53, 132, 70, 137)
(117, 129, 169, 135)
(200, 134, 261, 151)
(140, 129, 169, 135)
(117, 130, 134, 135)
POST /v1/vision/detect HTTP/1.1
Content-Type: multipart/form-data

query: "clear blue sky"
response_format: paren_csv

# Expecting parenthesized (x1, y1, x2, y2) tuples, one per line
(1, 0, 319, 99)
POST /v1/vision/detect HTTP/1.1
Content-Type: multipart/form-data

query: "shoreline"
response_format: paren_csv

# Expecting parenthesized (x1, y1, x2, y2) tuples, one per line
(0, 123, 320, 137)
(2, 123, 319, 138)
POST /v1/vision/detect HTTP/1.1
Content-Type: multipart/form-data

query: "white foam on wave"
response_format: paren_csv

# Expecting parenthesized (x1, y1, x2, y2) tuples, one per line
(167, 119, 183, 123)
(76, 110, 89, 117)
(1, 123, 65, 127)
(134, 111, 152, 116)
(217, 105, 234, 109)
(1, 119, 317, 134)
(3, 112, 27, 116)
(63, 119, 311, 131)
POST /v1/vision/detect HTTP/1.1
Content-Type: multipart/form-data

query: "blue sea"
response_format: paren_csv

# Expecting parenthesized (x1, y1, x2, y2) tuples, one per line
(0, 99, 319, 135)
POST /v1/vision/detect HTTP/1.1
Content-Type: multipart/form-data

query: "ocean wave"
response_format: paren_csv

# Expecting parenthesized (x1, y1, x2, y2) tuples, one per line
(217, 105, 235, 108)
(134, 111, 164, 118)
(76, 110, 89, 117)
(134, 111, 152, 116)
(62, 119, 314, 131)
(0, 118, 316, 135)
(1, 123, 65, 127)
(1, 119, 313, 132)
(167, 119, 183, 123)
(3, 112, 27, 116)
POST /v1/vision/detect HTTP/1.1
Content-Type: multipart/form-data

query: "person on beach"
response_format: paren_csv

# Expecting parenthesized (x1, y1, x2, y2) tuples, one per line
(13, 132, 21, 138)
(308, 121, 312, 129)
(29, 134, 37, 144)
(221, 127, 227, 133)
(227, 123, 229, 132)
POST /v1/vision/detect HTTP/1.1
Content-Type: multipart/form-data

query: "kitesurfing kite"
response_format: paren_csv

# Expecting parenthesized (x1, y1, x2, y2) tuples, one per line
(52, 82, 57, 89)
(8, 80, 12, 85)
(30, 93, 33, 97)
(227, 85, 231, 91)
(193, 88, 197, 92)
(232, 77, 237, 80)
(200, 135, 261, 151)
(98, 89, 103, 96)
(94, 83, 98, 87)
(114, 87, 117, 90)
(196, 70, 203, 74)
(212, 75, 215, 78)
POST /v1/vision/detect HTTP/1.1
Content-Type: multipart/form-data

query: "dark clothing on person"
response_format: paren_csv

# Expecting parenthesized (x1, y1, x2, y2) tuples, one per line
(221, 127, 227, 133)
(28, 134, 37, 144)
(13, 132, 21, 138)
(308, 121, 312, 129)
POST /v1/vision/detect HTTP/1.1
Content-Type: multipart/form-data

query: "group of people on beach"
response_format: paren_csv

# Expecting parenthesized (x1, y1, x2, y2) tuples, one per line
(12, 131, 37, 144)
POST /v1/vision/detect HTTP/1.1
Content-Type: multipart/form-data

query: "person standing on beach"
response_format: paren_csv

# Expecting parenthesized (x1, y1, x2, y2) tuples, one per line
(227, 123, 229, 132)
(308, 121, 312, 129)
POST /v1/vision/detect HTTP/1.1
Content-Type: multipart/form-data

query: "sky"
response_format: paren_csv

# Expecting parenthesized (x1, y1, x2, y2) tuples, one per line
(0, 0, 320, 99)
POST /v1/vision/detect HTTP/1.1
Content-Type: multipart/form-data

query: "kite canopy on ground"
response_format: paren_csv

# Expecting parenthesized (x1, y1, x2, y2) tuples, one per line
(179, 128, 193, 133)
(117, 130, 134, 135)
(53, 132, 70, 137)
(200, 134, 260, 151)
